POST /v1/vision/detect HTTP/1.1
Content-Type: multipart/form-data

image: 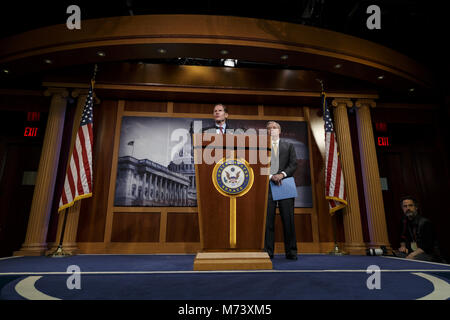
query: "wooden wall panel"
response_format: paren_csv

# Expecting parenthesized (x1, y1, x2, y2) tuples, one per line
(296, 215, 313, 242)
(227, 104, 259, 116)
(166, 212, 200, 242)
(111, 212, 160, 242)
(173, 102, 259, 116)
(77, 100, 118, 242)
(173, 102, 213, 114)
(125, 100, 167, 112)
(264, 105, 304, 117)
(275, 214, 313, 243)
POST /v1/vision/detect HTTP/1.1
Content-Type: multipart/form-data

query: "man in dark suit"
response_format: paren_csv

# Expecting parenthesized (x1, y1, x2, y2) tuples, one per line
(202, 103, 234, 134)
(264, 121, 298, 260)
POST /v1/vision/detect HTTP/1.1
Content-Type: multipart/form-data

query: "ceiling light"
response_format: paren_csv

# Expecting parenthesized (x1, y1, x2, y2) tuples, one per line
(280, 55, 289, 60)
(409, 88, 415, 92)
(223, 59, 237, 67)
(220, 50, 229, 55)
(377, 75, 384, 80)
(334, 64, 342, 69)
(2, 69, 9, 74)
(96, 51, 106, 57)
(157, 48, 167, 54)
(44, 59, 53, 64)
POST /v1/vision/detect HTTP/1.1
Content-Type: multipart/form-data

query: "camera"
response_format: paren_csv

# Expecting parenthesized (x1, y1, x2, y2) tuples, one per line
(366, 246, 387, 256)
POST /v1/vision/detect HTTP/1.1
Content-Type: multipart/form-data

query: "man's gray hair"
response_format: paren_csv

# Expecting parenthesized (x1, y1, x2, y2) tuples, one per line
(266, 121, 281, 130)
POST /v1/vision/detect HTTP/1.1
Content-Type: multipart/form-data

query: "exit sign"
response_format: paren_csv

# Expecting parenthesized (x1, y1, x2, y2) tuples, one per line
(375, 122, 387, 132)
(27, 112, 40, 121)
(24, 127, 39, 137)
(377, 137, 390, 146)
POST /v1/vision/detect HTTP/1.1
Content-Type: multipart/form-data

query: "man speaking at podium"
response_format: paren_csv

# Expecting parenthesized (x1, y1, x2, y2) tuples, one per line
(264, 121, 298, 260)
(202, 103, 234, 134)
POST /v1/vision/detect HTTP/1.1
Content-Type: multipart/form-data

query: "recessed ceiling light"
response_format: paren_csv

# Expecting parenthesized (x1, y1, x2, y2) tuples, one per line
(220, 50, 229, 55)
(96, 51, 106, 57)
(157, 48, 167, 54)
(223, 59, 237, 67)
(334, 64, 342, 69)
(44, 59, 53, 64)
(409, 88, 415, 92)
(377, 75, 384, 80)
(280, 55, 288, 60)
(2, 69, 9, 74)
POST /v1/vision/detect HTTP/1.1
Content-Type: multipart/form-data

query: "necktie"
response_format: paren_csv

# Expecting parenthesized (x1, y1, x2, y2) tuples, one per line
(219, 126, 224, 134)
(273, 142, 278, 155)
(270, 143, 279, 175)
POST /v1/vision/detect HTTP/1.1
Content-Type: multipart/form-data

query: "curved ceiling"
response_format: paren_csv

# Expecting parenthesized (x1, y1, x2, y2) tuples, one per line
(0, 3, 446, 100)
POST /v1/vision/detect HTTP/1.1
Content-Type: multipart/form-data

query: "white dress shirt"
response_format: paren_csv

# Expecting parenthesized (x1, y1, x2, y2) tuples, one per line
(215, 123, 226, 134)
(269, 138, 287, 180)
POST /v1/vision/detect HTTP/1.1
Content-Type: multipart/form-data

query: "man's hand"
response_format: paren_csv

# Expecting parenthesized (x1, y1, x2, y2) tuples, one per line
(398, 246, 408, 254)
(271, 173, 284, 185)
(406, 248, 424, 260)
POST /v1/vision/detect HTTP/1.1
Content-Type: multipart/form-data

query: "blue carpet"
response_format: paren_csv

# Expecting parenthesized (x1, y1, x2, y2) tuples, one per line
(1, 254, 448, 273)
(1, 254, 449, 300)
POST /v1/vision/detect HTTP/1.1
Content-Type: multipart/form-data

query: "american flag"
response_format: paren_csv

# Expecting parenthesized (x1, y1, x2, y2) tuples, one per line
(58, 86, 94, 212)
(323, 93, 347, 214)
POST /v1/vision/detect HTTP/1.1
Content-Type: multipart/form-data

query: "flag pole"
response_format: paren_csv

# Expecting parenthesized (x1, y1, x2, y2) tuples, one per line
(48, 64, 98, 258)
(316, 80, 347, 256)
(328, 211, 347, 256)
(48, 208, 71, 257)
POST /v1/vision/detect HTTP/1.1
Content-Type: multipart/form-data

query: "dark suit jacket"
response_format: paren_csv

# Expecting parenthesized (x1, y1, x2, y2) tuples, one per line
(400, 215, 437, 254)
(274, 139, 297, 177)
(202, 122, 236, 134)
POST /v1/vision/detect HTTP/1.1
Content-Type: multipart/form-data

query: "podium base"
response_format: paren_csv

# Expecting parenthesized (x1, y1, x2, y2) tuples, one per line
(193, 252, 272, 271)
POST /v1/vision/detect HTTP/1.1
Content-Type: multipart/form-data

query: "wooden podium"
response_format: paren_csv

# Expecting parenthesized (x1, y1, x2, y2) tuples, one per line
(193, 133, 272, 270)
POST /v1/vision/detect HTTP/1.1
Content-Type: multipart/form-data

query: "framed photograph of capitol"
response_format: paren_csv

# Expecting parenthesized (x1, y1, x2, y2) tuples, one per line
(113, 116, 312, 207)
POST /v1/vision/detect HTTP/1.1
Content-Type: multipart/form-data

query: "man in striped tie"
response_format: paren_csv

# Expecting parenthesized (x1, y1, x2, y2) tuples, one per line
(202, 104, 234, 134)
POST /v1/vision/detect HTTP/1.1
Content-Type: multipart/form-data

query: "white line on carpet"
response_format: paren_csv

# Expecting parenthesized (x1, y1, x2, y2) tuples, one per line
(381, 255, 450, 267)
(414, 273, 450, 300)
(1, 269, 450, 276)
(14, 276, 61, 300)
(0, 256, 23, 261)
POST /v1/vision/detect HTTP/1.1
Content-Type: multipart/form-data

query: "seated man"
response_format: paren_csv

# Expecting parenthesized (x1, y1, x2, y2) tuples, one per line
(394, 196, 445, 263)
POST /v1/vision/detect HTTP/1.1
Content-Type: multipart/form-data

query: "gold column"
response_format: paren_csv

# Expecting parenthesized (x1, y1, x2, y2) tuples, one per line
(355, 99, 391, 250)
(46, 90, 89, 255)
(15, 88, 68, 256)
(331, 99, 366, 255)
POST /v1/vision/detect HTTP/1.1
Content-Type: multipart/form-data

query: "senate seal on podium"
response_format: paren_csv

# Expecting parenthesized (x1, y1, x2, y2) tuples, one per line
(212, 158, 254, 197)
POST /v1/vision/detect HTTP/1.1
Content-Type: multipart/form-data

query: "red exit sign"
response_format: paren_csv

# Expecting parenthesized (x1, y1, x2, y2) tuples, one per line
(375, 122, 387, 132)
(377, 137, 390, 146)
(24, 127, 39, 137)
(27, 112, 40, 121)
